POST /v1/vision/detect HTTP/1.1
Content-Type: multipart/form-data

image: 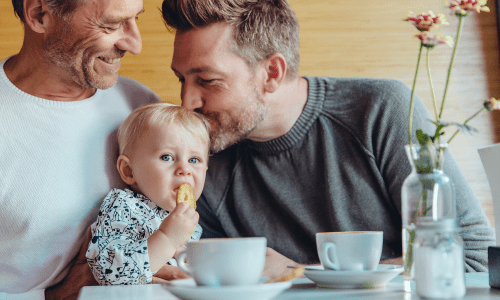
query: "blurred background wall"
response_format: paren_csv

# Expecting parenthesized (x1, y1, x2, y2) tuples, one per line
(1, 0, 499, 228)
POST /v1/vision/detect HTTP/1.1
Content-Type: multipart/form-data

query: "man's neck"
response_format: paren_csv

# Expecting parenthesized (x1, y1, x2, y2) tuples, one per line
(247, 76, 309, 142)
(3, 50, 96, 102)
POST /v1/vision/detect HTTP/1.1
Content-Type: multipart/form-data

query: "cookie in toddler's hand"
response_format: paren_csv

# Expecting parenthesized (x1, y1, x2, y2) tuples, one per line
(176, 183, 196, 209)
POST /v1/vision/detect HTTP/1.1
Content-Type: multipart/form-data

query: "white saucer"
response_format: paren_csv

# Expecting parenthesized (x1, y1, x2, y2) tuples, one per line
(304, 264, 403, 289)
(162, 278, 292, 300)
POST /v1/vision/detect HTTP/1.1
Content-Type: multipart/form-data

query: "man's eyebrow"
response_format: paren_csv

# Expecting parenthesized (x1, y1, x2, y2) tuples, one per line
(171, 66, 223, 76)
(106, 7, 145, 23)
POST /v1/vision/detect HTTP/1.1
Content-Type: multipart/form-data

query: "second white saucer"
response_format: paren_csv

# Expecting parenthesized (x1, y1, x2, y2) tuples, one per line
(304, 264, 403, 289)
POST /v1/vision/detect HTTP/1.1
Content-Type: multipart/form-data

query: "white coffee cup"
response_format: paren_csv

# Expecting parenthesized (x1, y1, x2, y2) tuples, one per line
(177, 237, 267, 286)
(316, 231, 383, 271)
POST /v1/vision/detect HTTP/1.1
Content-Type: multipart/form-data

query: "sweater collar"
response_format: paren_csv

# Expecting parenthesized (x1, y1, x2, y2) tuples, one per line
(244, 76, 325, 154)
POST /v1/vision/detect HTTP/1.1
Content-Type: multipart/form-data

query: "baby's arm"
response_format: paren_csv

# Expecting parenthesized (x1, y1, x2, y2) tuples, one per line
(147, 202, 199, 272)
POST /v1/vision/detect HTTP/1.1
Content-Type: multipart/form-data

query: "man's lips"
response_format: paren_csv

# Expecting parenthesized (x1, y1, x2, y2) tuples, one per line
(97, 56, 121, 64)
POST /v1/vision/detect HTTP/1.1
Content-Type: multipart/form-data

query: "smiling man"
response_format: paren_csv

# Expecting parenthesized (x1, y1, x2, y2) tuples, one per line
(0, 0, 171, 299)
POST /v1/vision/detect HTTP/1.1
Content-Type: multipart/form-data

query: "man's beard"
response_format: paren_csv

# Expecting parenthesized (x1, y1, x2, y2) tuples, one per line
(42, 21, 122, 90)
(200, 91, 267, 153)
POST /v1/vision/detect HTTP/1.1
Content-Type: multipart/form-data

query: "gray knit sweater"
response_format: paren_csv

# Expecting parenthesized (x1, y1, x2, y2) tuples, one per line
(198, 76, 495, 271)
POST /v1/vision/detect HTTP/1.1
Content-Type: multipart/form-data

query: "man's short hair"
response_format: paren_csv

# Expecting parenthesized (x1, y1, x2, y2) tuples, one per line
(12, 0, 84, 22)
(161, 0, 300, 80)
(117, 102, 211, 158)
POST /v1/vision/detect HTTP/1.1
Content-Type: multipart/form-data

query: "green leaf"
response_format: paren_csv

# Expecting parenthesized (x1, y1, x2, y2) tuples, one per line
(414, 143, 433, 174)
(416, 129, 432, 146)
(430, 120, 448, 143)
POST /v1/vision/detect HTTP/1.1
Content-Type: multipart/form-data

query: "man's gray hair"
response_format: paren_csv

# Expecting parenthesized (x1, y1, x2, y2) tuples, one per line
(12, 0, 85, 22)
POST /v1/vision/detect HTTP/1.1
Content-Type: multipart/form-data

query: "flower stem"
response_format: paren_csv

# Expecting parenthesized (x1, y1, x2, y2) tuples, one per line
(426, 48, 438, 121)
(447, 107, 486, 144)
(409, 44, 424, 146)
(404, 228, 416, 277)
(439, 15, 465, 119)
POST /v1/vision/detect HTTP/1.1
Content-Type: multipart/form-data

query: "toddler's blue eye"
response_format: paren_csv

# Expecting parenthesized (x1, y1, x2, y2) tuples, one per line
(161, 155, 173, 161)
(188, 158, 200, 164)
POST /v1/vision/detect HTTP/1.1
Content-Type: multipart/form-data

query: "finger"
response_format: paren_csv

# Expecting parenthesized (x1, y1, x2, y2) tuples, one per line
(154, 264, 190, 281)
(192, 211, 199, 223)
(183, 206, 197, 218)
(150, 276, 169, 284)
(173, 202, 189, 214)
(185, 211, 199, 231)
(174, 246, 186, 258)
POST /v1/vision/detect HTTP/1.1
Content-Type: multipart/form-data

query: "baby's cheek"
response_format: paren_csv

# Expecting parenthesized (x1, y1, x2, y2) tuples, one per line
(162, 196, 177, 212)
(152, 189, 177, 212)
(192, 189, 202, 203)
(194, 177, 207, 200)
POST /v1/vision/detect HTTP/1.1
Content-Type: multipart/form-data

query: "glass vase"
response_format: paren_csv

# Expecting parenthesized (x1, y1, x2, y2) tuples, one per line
(401, 143, 455, 292)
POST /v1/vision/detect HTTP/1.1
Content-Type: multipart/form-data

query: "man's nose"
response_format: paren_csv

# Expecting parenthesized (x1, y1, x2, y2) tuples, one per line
(181, 83, 203, 111)
(116, 19, 142, 55)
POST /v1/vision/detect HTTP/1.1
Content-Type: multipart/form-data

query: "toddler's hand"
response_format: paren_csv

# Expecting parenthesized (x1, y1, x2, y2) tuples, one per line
(158, 202, 199, 249)
(174, 246, 186, 261)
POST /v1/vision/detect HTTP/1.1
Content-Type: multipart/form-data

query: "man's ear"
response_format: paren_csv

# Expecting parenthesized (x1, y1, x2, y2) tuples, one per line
(262, 53, 287, 94)
(117, 155, 136, 185)
(23, 0, 52, 33)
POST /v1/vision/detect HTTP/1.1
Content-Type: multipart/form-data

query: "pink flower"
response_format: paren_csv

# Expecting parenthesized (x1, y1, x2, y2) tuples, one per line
(445, 0, 490, 16)
(416, 32, 454, 48)
(404, 11, 449, 31)
(484, 97, 500, 111)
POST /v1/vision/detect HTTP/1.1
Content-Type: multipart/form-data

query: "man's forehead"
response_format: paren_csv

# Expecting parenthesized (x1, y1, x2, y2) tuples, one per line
(171, 24, 234, 73)
(79, 0, 145, 21)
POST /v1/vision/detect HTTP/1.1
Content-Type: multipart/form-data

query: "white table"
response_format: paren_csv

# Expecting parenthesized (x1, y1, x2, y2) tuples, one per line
(78, 273, 500, 300)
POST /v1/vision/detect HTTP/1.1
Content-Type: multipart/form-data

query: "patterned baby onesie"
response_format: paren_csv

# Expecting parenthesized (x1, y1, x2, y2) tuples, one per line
(86, 188, 202, 285)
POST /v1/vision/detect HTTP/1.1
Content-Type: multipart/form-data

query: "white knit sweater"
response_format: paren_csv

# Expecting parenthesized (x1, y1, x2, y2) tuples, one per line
(0, 57, 160, 299)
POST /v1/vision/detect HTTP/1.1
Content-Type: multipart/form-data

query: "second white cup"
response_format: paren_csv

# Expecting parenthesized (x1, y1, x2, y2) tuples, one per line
(316, 231, 383, 271)
(177, 237, 267, 286)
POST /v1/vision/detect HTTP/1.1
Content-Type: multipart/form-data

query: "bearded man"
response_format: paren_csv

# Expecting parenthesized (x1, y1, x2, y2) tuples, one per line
(162, 0, 495, 279)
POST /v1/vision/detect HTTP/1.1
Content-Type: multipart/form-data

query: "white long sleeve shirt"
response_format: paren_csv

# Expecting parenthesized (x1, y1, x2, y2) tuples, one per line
(0, 56, 161, 299)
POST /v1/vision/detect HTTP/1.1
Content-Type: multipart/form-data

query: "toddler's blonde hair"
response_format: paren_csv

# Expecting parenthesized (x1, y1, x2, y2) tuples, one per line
(117, 103, 210, 157)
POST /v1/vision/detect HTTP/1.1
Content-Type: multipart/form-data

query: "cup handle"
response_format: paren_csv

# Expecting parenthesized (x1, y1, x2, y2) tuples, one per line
(320, 242, 340, 270)
(177, 252, 192, 276)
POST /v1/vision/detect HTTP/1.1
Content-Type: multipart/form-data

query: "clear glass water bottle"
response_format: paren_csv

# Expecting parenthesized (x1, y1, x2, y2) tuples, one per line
(414, 217, 465, 299)
(401, 143, 455, 292)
